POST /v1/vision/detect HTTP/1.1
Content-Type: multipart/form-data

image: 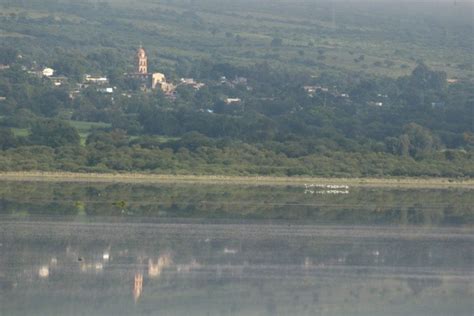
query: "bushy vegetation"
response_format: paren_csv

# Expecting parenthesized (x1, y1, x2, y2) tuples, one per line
(0, 0, 472, 177)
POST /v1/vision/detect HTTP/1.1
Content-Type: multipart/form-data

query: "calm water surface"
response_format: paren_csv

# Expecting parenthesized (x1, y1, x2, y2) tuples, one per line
(0, 182, 473, 315)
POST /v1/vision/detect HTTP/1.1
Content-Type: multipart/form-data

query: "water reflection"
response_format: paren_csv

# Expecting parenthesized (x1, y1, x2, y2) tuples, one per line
(148, 254, 173, 278)
(38, 265, 49, 279)
(0, 181, 472, 226)
(0, 182, 473, 315)
(133, 273, 143, 303)
(0, 220, 472, 315)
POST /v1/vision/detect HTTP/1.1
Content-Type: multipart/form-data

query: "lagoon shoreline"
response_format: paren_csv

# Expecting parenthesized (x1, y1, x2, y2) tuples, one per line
(0, 171, 472, 188)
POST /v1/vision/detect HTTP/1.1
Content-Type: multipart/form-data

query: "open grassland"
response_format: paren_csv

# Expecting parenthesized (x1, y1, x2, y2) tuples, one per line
(11, 128, 29, 137)
(68, 120, 110, 132)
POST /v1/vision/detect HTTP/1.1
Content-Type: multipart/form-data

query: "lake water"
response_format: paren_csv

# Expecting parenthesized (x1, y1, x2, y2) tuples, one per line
(0, 182, 473, 315)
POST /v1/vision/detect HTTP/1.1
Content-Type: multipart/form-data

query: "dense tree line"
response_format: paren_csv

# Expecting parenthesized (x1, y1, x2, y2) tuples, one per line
(1, 53, 473, 177)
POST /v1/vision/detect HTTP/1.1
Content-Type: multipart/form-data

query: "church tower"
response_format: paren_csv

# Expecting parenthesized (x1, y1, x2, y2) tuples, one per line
(136, 46, 148, 74)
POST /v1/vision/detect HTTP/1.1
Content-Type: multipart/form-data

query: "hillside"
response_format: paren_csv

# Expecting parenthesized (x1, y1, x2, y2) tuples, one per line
(0, 0, 473, 177)
(1, 0, 472, 78)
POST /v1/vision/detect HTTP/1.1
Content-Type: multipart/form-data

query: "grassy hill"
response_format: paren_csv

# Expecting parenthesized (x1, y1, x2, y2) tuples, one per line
(1, 0, 472, 78)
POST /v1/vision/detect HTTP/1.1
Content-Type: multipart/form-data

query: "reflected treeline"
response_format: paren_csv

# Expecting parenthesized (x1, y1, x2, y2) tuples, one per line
(0, 181, 472, 225)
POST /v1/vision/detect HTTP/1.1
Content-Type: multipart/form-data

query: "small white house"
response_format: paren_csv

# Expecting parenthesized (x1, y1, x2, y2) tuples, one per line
(84, 75, 109, 84)
(42, 68, 55, 77)
(180, 78, 206, 90)
(304, 85, 329, 96)
(49, 76, 68, 86)
(180, 78, 196, 85)
(232, 77, 248, 85)
(225, 98, 241, 105)
(98, 87, 114, 94)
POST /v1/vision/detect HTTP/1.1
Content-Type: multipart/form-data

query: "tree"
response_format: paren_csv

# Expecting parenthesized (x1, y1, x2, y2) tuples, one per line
(0, 47, 18, 65)
(409, 62, 447, 91)
(0, 128, 17, 150)
(52, 53, 89, 81)
(385, 123, 440, 159)
(36, 89, 71, 117)
(170, 131, 213, 151)
(29, 119, 80, 147)
(401, 123, 438, 158)
(86, 129, 129, 148)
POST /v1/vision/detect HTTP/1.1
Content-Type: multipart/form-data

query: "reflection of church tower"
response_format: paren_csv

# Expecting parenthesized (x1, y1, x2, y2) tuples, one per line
(136, 46, 148, 74)
(133, 273, 143, 302)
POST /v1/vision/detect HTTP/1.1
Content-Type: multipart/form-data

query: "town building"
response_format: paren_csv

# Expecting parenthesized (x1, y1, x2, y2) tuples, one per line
(225, 98, 242, 105)
(42, 67, 54, 77)
(368, 101, 383, 107)
(84, 75, 109, 85)
(49, 76, 68, 87)
(152, 72, 175, 94)
(98, 87, 114, 94)
(179, 78, 206, 90)
(127, 46, 175, 95)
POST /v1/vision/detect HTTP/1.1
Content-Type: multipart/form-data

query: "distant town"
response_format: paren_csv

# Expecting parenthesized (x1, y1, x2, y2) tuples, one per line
(3, 46, 253, 107)
(2, 45, 462, 112)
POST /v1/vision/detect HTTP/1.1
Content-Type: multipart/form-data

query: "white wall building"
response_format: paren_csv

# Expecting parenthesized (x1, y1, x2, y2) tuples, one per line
(42, 68, 55, 77)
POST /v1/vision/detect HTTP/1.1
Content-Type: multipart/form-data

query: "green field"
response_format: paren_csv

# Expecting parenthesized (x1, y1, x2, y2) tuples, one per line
(11, 128, 29, 137)
(67, 120, 110, 132)
(68, 120, 110, 144)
